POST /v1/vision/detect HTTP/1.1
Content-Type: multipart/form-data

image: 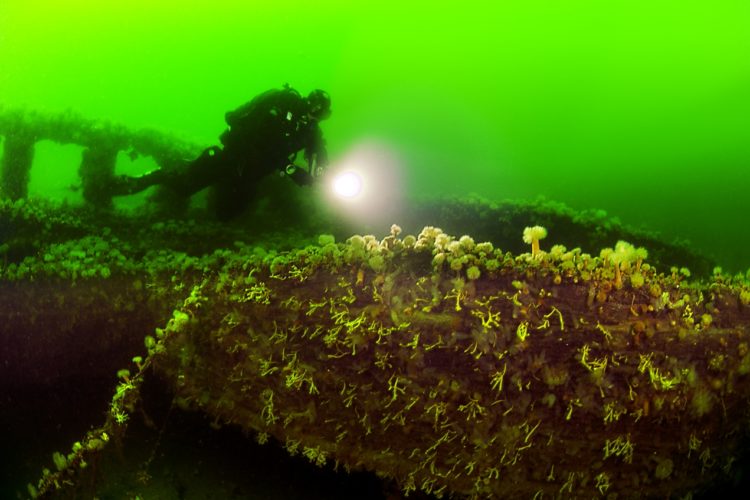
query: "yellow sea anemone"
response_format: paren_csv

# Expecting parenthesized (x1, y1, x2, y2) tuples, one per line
(522, 226, 547, 257)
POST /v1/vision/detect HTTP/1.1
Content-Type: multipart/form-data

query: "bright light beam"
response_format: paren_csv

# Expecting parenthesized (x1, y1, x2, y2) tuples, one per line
(320, 141, 405, 228)
(332, 171, 363, 199)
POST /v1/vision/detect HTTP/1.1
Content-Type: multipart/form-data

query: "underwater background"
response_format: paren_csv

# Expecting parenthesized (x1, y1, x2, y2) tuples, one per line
(3, 1, 750, 499)
(1, 0, 749, 271)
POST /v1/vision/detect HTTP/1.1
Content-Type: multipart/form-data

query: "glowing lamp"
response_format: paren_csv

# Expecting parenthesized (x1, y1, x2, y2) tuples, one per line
(332, 171, 362, 199)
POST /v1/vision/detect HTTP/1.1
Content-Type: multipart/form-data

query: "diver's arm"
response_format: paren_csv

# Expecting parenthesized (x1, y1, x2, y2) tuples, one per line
(303, 126, 328, 174)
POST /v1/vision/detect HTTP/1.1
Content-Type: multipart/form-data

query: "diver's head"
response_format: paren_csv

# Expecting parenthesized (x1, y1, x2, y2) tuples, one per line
(307, 89, 331, 121)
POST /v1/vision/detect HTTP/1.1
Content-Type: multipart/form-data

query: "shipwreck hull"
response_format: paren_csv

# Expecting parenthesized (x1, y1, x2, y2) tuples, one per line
(148, 230, 750, 499)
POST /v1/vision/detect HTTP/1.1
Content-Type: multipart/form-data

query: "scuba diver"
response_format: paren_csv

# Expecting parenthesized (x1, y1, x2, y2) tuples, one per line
(112, 84, 331, 220)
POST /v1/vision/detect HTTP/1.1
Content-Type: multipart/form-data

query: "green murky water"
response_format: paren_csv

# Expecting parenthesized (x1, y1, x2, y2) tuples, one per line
(2, 1, 749, 269)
